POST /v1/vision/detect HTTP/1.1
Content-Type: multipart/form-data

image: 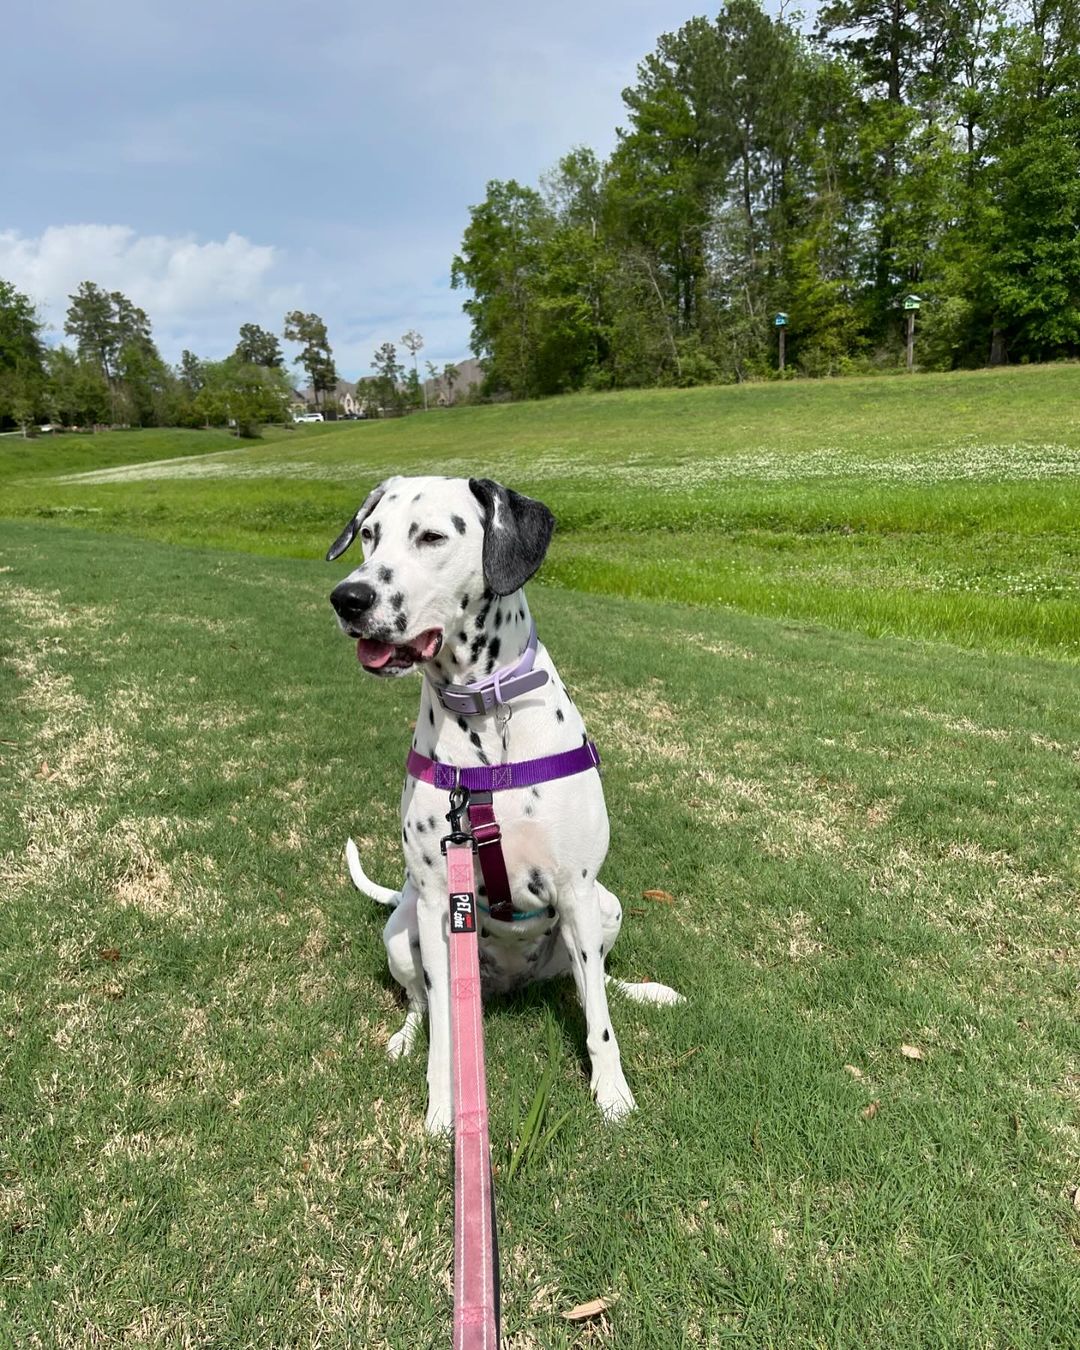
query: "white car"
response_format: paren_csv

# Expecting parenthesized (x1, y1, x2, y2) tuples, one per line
(293, 411, 324, 424)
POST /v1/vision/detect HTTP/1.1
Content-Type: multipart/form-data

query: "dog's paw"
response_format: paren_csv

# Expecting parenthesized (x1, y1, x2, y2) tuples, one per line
(592, 1072, 636, 1123)
(387, 1021, 419, 1061)
(608, 977, 684, 1006)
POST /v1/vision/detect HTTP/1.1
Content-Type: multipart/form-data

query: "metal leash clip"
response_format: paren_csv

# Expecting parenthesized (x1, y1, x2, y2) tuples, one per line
(440, 783, 474, 853)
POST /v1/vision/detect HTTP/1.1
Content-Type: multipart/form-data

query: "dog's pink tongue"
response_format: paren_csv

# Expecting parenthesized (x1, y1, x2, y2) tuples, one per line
(357, 638, 395, 669)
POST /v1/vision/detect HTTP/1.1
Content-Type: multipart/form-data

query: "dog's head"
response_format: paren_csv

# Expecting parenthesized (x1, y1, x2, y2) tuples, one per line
(327, 475, 555, 676)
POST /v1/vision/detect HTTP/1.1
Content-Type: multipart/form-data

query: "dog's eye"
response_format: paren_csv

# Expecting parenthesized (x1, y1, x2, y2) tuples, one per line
(360, 526, 373, 544)
(417, 531, 447, 546)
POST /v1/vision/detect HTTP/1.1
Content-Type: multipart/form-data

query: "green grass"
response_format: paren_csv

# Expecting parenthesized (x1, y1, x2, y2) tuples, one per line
(3, 363, 1079, 659)
(2, 366, 1080, 1345)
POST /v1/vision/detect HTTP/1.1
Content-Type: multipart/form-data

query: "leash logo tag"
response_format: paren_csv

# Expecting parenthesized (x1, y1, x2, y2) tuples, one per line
(450, 891, 476, 934)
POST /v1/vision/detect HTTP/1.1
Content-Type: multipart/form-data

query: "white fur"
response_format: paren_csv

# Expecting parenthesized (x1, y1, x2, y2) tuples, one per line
(332, 475, 682, 1133)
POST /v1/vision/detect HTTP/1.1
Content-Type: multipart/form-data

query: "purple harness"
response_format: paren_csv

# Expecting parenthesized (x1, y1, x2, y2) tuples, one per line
(409, 626, 602, 922)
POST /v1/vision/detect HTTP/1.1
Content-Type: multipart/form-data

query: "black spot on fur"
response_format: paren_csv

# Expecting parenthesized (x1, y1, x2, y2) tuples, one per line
(416, 820, 426, 834)
(428, 816, 437, 831)
(556, 709, 565, 723)
(401, 828, 407, 843)
(428, 707, 435, 726)
(487, 637, 501, 663)
(531, 787, 540, 799)
(580, 950, 588, 963)
(412, 492, 422, 503)
(518, 605, 525, 620)
(581, 868, 588, 878)
(457, 716, 468, 732)
(603, 1028, 610, 1042)
(408, 521, 419, 539)
(378, 565, 393, 583)
(477, 749, 490, 765)
(395, 612, 408, 633)
(470, 731, 483, 750)
(451, 514, 467, 535)
(470, 633, 486, 662)
(371, 521, 381, 552)
(391, 592, 405, 610)
(423, 853, 433, 867)
(458, 631, 467, 644)
(423, 967, 431, 990)
(494, 608, 503, 629)
(524, 804, 533, 817)
(460, 593, 469, 610)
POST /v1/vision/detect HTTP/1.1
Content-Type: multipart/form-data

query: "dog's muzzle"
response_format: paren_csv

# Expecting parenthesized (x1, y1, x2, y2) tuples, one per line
(330, 579, 376, 631)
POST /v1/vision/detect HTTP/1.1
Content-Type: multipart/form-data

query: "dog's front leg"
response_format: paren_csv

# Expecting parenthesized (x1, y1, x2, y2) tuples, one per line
(558, 881, 636, 1122)
(416, 887, 453, 1134)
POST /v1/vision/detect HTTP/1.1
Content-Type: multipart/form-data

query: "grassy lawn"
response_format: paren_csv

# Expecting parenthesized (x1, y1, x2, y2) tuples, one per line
(2, 367, 1079, 1345)
(3, 363, 1079, 660)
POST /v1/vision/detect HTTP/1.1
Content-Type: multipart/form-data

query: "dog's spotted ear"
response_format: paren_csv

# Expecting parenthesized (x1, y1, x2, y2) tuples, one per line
(326, 482, 387, 562)
(468, 478, 555, 596)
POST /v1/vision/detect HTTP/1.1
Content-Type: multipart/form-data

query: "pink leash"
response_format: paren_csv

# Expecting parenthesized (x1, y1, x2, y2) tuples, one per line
(446, 840, 500, 1348)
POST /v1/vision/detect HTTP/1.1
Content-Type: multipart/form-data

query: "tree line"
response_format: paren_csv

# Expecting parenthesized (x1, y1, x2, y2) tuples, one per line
(0, 281, 465, 435)
(452, 0, 1080, 395)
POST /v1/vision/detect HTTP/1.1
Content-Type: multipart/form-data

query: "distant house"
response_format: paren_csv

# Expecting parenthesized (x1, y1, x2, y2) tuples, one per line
(299, 378, 363, 416)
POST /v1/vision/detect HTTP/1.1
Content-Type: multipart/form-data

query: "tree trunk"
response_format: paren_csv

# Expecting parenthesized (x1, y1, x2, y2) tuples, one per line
(989, 324, 1007, 366)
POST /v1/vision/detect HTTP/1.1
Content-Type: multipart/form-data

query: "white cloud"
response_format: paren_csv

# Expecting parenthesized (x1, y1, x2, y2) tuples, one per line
(0, 222, 471, 374)
(0, 224, 299, 354)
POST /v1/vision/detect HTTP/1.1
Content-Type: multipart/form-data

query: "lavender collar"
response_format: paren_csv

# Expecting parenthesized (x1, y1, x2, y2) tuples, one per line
(428, 620, 550, 717)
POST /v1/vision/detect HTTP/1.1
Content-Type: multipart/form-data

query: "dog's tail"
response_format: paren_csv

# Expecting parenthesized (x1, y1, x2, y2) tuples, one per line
(606, 975, 683, 1006)
(345, 838, 400, 907)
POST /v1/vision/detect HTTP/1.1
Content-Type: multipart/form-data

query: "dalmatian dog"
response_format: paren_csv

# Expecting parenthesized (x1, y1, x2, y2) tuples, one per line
(328, 475, 681, 1134)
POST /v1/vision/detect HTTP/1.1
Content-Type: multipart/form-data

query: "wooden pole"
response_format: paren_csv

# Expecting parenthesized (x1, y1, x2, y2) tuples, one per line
(778, 326, 786, 373)
(906, 309, 915, 372)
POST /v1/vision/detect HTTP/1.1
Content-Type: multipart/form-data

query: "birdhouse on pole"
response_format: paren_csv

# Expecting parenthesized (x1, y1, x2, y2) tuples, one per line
(903, 295, 921, 371)
(774, 313, 788, 373)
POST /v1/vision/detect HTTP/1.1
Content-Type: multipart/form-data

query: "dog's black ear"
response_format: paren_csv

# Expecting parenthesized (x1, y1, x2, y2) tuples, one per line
(326, 482, 387, 562)
(468, 478, 555, 596)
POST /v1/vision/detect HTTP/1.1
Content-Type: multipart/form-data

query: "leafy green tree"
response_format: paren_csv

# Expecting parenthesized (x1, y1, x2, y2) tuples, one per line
(370, 342, 404, 414)
(44, 347, 111, 427)
(178, 350, 205, 393)
(0, 279, 46, 430)
(233, 323, 284, 368)
(283, 311, 337, 407)
(976, 0, 1080, 361)
(194, 358, 292, 437)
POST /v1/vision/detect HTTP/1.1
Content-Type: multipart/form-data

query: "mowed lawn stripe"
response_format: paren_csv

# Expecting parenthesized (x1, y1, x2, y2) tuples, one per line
(1, 522, 1078, 1347)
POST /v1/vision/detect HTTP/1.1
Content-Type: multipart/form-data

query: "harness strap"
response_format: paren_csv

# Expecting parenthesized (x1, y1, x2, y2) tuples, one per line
(407, 741, 601, 794)
(446, 843, 500, 1349)
(466, 794, 514, 923)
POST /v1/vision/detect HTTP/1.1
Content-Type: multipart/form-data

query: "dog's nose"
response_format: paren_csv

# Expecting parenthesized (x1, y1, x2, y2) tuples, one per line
(330, 579, 377, 621)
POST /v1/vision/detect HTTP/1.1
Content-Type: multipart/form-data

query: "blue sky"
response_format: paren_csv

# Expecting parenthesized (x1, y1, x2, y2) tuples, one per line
(3, 0, 804, 379)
